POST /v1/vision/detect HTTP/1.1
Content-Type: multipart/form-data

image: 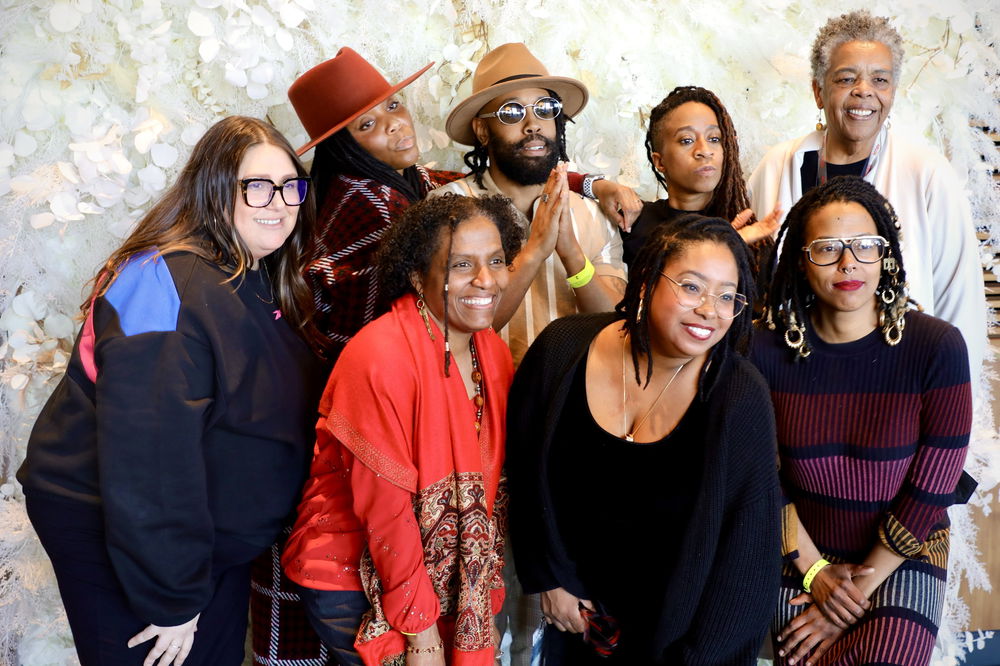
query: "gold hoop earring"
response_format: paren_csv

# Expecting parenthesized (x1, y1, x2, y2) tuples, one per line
(416, 293, 435, 340)
(784, 310, 811, 358)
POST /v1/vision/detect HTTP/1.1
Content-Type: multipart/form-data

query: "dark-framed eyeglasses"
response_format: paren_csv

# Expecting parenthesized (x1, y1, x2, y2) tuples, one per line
(476, 96, 562, 125)
(801, 235, 888, 266)
(661, 273, 747, 320)
(239, 177, 311, 208)
(579, 603, 620, 657)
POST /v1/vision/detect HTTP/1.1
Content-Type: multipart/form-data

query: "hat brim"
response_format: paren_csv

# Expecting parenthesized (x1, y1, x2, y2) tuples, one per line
(295, 61, 434, 156)
(444, 76, 589, 146)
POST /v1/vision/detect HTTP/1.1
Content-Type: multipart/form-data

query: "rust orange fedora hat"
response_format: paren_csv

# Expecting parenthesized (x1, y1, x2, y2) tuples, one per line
(288, 47, 433, 155)
(445, 42, 588, 146)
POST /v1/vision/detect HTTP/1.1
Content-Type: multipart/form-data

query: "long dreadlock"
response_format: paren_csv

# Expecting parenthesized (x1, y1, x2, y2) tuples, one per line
(759, 175, 913, 360)
(463, 89, 571, 189)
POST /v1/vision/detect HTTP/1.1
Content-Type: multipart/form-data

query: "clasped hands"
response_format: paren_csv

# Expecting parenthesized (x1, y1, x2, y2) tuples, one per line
(776, 563, 874, 665)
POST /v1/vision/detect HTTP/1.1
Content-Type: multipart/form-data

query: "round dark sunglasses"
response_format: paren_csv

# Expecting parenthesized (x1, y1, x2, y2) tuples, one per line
(476, 96, 562, 125)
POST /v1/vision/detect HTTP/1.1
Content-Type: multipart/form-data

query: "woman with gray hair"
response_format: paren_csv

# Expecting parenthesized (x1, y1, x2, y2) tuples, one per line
(748, 10, 985, 381)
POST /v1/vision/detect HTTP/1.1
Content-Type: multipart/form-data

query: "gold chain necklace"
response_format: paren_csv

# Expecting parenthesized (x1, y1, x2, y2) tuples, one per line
(621, 334, 686, 442)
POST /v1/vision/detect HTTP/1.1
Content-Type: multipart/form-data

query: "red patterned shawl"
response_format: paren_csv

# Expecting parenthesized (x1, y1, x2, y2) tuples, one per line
(324, 294, 511, 665)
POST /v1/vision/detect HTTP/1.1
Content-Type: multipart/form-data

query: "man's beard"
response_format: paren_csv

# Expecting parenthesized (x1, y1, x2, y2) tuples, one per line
(490, 134, 560, 186)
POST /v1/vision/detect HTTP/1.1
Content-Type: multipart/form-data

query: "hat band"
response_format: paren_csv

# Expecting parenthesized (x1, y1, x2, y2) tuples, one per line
(490, 73, 543, 86)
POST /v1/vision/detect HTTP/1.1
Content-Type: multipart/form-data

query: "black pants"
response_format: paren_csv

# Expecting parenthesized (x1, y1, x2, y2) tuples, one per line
(26, 491, 253, 666)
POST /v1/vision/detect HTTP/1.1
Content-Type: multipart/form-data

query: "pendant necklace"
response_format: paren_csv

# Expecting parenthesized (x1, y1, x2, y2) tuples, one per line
(621, 334, 686, 442)
(470, 339, 485, 433)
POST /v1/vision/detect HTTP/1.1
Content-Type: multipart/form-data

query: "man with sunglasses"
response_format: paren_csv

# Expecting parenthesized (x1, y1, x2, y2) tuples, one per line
(433, 42, 627, 366)
(431, 42, 628, 665)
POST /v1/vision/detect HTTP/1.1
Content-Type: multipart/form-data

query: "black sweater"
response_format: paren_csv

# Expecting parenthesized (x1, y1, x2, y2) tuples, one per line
(18, 251, 324, 625)
(506, 313, 782, 664)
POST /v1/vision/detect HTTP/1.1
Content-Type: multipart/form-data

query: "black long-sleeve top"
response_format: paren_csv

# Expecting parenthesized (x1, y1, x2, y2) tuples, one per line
(507, 313, 782, 664)
(18, 250, 324, 626)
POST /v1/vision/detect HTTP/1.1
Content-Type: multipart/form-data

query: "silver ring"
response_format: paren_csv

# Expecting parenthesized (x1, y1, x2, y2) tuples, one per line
(169, 643, 180, 649)
(541, 193, 549, 203)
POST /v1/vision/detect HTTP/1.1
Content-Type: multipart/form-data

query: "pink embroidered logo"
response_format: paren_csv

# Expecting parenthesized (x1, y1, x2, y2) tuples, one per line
(273, 309, 282, 320)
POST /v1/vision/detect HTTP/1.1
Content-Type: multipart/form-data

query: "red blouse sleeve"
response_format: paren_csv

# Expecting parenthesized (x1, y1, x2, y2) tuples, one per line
(350, 458, 440, 633)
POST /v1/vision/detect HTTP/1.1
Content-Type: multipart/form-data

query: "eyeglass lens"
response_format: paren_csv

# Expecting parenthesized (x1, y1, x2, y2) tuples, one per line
(243, 178, 309, 207)
(664, 275, 746, 319)
(805, 237, 886, 265)
(493, 97, 562, 124)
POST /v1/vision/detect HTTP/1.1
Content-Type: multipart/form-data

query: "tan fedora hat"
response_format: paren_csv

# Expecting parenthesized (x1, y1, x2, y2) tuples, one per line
(288, 47, 433, 156)
(444, 43, 589, 146)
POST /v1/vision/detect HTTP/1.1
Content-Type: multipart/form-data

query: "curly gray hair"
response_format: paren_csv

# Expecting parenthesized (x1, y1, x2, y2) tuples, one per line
(811, 10, 904, 87)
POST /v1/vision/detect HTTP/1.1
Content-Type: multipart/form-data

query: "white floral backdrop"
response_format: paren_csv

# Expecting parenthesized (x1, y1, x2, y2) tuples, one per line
(1, 0, 998, 664)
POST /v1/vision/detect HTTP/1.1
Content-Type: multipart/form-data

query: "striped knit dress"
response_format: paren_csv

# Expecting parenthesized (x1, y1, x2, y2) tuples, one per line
(751, 311, 971, 666)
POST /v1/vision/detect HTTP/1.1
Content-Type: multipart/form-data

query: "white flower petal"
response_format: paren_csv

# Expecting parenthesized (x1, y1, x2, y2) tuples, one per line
(195, 0, 222, 7)
(10, 175, 39, 195)
(50, 191, 85, 221)
(43, 313, 75, 339)
(30, 213, 56, 229)
(134, 130, 156, 154)
(181, 123, 206, 146)
(0, 143, 14, 168)
(245, 82, 269, 100)
(12, 291, 48, 320)
(138, 164, 167, 192)
(224, 62, 249, 88)
(150, 20, 172, 36)
(49, 1, 82, 32)
(275, 28, 293, 51)
(280, 3, 306, 27)
(110, 152, 133, 175)
(250, 62, 274, 84)
(78, 201, 103, 215)
(188, 10, 215, 37)
(13, 131, 37, 157)
(58, 161, 81, 184)
(199, 37, 220, 62)
(150, 142, 178, 168)
(10, 374, 29, 391)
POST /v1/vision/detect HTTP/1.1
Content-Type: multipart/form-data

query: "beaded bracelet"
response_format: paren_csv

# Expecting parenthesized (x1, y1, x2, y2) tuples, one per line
(566, 257, 596, 289)
(802, 557, 831, 593)
(405, 642, 444, 655)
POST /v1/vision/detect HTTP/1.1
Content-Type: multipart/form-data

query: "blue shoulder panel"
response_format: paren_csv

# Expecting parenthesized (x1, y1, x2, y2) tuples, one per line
(104, 250, 181, 336)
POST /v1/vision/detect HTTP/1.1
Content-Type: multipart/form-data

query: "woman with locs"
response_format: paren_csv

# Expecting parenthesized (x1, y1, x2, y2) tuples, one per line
(753, 176, 973, 665)
(508, 215, 781, 663)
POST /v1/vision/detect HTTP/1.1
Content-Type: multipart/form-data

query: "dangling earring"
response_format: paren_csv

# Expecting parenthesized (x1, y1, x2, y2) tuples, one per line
(882, 256, 898, 275)
(816, 110, 826, 132)
(878, 272, 906, 346)
(636, 292, 645, 324)
(416, 292, 435, 340)
(784, 309, 811, 358)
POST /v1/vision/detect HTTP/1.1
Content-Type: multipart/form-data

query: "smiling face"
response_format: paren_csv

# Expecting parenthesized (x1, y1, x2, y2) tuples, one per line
(648, 240, 739, 362)
(472, 87, 559, 185)
(347, 96, 420, 172)
(414, 215, 510, 336)
(813, 40, 896, 159)
(233, 142, 300, 267)
(802, 200, 882, 320)
(650, 101, 723, 210)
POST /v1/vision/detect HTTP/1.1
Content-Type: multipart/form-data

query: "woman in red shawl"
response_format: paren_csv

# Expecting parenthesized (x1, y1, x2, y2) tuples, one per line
(283, 194, 525, 665)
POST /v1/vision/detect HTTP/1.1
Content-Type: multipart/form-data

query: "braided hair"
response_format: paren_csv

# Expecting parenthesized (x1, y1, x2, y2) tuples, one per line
(376, 193, 524, 374)
(463, 89, 571, 189)
(645, 86, 751, 225)
(760, 175, 912, 360)
(616, 213, 756, 389)
(310, 127, 423, 211)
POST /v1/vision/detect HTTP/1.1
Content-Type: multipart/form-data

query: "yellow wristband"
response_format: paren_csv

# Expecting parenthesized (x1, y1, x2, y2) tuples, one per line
(802, 558, 830, 593)
(566, 258, 595, 289)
